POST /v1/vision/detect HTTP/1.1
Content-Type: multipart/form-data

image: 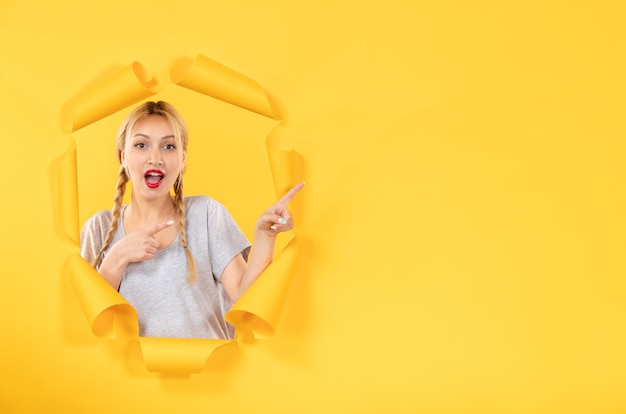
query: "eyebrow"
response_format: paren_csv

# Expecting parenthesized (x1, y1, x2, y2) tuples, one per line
(132, 133, 176, 140)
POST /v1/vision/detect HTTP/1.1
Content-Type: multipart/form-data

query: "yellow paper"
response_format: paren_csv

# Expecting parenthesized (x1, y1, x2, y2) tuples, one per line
(61, 54, 302, 373)
(49, 144, 79, 244)
(61, 61, 160, 133)
(226, 236, 300, 340)
(171, 54, 279, 119)
(137, 337, 231, 374)
(67, 253, 138, 339)
(3, 1, 626, 412)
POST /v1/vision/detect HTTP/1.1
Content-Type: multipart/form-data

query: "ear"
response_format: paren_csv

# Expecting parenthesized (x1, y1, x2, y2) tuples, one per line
(181, 150, 187, 170)
(120, 149, 127, 168)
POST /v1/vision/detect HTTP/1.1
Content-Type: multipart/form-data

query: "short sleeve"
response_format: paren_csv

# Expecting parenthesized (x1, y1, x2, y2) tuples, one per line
(205, 199, 251, 281)
(79, 211, 112, 267)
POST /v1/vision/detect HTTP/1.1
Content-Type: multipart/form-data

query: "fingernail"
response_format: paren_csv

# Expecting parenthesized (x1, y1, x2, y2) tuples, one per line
(271, 225, 279, 231)
(167, 220, 174, 225)
(278, 218, 287, 225)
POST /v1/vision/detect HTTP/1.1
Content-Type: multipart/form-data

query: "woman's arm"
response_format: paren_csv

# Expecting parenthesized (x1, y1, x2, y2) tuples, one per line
(97, 221, 174, 290)
(221, 182, 304, 302)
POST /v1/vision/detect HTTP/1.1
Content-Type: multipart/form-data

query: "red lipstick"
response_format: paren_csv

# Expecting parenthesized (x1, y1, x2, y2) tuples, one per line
(144, 169, 164, 189)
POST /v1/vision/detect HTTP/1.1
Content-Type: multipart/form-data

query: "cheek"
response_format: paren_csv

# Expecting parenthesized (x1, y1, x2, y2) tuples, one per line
(175, 152, 185, 170)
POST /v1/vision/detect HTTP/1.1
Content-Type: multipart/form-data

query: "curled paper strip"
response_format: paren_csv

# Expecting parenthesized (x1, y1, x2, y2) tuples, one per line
(60, 61, 161, 133)
(226, 236, 300, 341)
(137, 337, 232, 374)
(266, 126, 298, 200)
(50, 143, 79, 244)
(68, 253, 138, 339)
(225, 127, 302, 341)
(171, 54, 279, 119)
(61, 54, 302, 373)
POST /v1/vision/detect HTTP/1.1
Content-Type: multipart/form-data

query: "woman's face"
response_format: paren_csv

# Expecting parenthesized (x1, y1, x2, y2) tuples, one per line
(121, 114, 186, 200)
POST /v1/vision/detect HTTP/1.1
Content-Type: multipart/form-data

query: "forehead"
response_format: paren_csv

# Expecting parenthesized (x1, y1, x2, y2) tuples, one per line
(131, 114, 174, 137)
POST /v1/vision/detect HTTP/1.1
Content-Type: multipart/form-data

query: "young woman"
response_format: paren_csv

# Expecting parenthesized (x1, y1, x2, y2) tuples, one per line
(80, 101, 303, 339)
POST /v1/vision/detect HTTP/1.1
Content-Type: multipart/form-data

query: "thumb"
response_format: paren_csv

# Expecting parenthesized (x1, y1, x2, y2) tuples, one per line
(147, 220, 174, 236)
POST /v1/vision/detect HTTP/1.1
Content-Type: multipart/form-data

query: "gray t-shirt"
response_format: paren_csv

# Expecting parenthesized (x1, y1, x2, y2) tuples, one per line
(80, 196, 251, 339)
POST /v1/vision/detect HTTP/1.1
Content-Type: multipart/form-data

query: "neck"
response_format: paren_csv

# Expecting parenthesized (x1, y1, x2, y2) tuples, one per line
(126, 193, 176, 224)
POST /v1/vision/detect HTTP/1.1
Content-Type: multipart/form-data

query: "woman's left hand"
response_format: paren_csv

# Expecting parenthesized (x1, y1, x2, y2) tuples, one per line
(256, 181, 305, 236)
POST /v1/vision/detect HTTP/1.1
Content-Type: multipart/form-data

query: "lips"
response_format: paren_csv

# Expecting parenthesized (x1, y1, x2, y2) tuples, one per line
(144, 169, 164, 189)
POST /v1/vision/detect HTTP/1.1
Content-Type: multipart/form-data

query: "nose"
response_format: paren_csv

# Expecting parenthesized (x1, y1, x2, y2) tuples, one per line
(148, 146, 163, 165)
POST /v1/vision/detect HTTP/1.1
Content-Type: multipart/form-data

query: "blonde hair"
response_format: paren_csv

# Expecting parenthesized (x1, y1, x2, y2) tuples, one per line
(91, 101, 197, 283)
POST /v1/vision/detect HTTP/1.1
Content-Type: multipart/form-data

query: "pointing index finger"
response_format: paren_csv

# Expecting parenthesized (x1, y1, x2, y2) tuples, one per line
(148, 220, 174, 236)
(276, 181, 305, 209)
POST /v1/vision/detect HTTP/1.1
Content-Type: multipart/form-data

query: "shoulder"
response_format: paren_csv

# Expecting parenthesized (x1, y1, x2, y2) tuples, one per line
(80, 209, 114, 247)
(184, 195, 238, 226)
(184, 195, 227, 214)
(82, 210, 114, 232)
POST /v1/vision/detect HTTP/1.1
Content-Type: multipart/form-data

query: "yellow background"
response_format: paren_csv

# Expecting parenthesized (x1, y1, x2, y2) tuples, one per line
(1, 1, 625, 412)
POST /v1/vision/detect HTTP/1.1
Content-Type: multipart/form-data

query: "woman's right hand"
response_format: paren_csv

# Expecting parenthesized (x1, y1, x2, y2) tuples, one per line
(98, 220, 173, 289)
(111, 220, 174, 264)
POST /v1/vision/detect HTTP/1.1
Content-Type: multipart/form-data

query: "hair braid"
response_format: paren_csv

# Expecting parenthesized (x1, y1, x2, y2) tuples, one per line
(174, 173, 197, 283)
(92, 165, 128, 269)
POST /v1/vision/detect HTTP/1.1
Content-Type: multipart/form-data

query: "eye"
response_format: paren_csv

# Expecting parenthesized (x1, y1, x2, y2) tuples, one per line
(163, 143, 177, 150)
(134, 142, 147, 149)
